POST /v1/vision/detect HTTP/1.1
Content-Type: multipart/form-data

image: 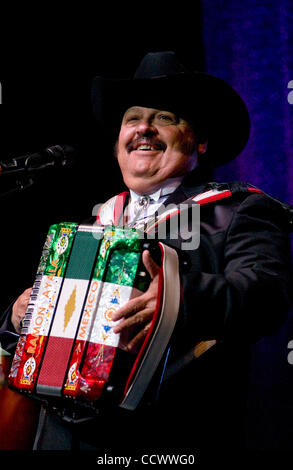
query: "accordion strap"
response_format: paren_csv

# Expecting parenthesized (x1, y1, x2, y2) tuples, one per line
(120, 242, 181, 410)
(96, 184, 263, 229)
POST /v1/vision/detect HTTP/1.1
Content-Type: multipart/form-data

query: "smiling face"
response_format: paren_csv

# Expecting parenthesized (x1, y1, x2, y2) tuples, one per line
(116, 106, 206, 194)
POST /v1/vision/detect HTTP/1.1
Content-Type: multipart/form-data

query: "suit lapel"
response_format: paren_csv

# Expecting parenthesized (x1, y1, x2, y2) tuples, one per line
(163, 183, 207, 207)
(144, 175, 208, 238)
(160, 166, 208, 208)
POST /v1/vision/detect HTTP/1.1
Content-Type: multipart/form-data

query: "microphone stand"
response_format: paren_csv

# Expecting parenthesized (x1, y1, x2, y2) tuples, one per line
(0, 161, 66, 199)
(0, 174, 34, 199)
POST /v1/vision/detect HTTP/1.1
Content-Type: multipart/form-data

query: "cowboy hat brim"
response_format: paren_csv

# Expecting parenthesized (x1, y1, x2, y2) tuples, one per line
(91, 71, 250, 167)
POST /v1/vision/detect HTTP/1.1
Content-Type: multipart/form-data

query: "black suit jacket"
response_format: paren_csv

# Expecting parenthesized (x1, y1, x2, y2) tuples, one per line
(149, 174, 293, 448)
(119, 172, 292, 451)
(163, 176, 292, 345)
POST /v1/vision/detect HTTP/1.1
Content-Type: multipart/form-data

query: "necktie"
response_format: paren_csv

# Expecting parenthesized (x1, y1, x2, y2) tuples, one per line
(125, 195, 151, 228)
(134, 195, 151, 216)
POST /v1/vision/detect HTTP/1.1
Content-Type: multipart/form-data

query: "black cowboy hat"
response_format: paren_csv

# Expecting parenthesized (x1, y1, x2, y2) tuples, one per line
(91, 51, 250, 167)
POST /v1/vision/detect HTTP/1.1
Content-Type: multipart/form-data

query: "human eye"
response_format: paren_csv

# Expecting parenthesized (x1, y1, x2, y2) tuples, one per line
(123, 108, 143, 125)
(156, 112, 177, 124)
(124, 114, 139, 123)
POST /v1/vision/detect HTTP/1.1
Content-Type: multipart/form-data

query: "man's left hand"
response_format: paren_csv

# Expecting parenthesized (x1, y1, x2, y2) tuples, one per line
(112, 250, 160, 354)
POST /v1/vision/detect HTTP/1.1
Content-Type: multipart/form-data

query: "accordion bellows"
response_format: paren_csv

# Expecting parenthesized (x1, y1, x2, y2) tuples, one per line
(8, 223, 180, 410)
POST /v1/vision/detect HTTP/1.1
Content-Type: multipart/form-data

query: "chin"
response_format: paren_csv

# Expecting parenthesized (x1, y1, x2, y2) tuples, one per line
(126, 177, 159, 194)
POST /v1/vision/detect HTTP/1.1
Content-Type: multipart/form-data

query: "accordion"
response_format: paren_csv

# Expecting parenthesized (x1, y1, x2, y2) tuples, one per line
(8, 223, 180, 412)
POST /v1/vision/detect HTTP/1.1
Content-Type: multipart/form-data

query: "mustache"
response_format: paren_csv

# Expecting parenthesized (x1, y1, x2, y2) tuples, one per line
(126, 136, 167, 152)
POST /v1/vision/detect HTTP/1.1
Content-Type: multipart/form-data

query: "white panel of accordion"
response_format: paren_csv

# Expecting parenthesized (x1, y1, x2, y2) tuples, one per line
(23, 277, 140, 351)
(22, 275, 63, 337)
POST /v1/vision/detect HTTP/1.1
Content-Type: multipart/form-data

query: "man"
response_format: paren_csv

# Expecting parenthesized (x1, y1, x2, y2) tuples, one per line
(0, 51, 292, 454)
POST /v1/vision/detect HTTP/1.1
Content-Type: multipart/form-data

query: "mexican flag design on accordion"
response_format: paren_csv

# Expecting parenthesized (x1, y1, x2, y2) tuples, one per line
(8, 222, 150, 403)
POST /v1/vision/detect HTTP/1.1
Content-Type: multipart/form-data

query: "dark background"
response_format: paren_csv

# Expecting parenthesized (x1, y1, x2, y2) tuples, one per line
(1, 1, 293, 452)
(0, 6, 204, 307)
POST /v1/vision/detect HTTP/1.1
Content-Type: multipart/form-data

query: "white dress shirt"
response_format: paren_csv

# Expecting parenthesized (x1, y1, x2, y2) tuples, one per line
(126, 176, 183, 226)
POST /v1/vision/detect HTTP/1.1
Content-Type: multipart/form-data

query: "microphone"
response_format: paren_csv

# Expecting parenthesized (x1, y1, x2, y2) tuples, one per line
(0, 144, 75, 175)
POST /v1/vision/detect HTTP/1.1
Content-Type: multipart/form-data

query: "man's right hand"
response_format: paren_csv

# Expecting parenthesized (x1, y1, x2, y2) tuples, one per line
(11, 287, 32, 334)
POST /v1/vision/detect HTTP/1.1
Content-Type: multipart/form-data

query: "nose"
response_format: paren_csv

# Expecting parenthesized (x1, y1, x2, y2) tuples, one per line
(135, 118, 158, 136)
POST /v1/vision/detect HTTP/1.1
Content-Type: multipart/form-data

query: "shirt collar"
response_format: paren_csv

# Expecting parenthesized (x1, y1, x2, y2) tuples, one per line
(129, 176, 184, 203)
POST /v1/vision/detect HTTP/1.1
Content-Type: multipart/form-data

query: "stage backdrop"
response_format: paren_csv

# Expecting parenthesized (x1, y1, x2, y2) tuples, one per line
(201, 0, 293, 450)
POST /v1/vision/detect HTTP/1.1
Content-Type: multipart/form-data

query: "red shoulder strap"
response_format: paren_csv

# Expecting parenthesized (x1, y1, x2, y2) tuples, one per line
(96, 186, 263, 228)
(146, 186, 263, 233)
(192, 186, 262, 206)
(96, 191, 129, 225)
(113, 192, 129, 225)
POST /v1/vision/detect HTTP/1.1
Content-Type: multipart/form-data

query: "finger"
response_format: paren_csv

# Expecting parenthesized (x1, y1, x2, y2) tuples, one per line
(23, 289, 32, 302)
(113, 307, 153, 333)
(126, 322, 152, 354)
(19, 287, 33, 305)
(142, 250, 160, 280)
(24, 287, 33, 294)
(111, 296, 147, 321)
